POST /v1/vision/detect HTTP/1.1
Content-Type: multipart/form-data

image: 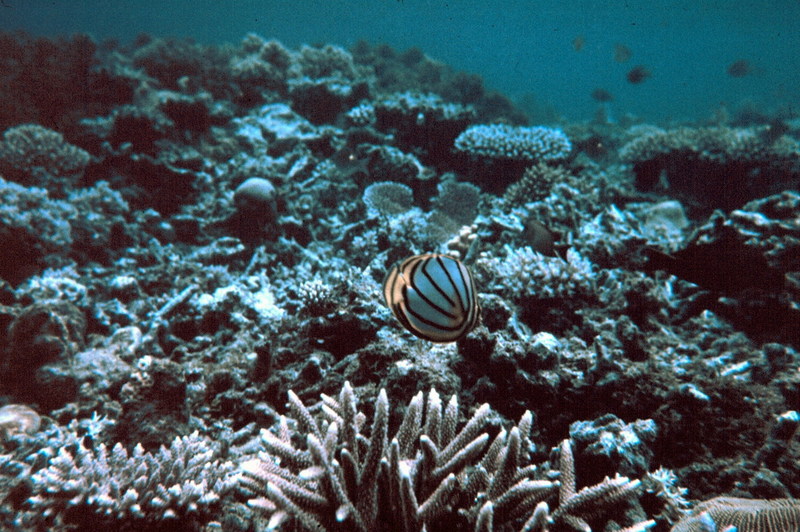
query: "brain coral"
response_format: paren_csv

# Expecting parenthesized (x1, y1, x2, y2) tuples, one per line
(454, 123, 572, 162)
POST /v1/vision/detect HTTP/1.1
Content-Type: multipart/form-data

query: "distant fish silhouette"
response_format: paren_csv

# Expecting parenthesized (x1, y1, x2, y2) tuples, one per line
(643, 237, 785, 293)
(614, 43, 632, 62)
(626, 65, 651, 84)
(572, 35, 585, 51)
(591, 88, 614, 102)
(727, 59, 753, 77)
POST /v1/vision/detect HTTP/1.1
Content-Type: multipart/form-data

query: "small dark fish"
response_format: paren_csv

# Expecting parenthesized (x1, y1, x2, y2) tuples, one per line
(572, 35, 585, 52)
(643, 236, 785, 293)
(614, 43, 632, 62)
(727, 59, 752, 77)
(626, 65, 651, 84)
(522, 218, 555, 256)
(591, 88, 614, 102)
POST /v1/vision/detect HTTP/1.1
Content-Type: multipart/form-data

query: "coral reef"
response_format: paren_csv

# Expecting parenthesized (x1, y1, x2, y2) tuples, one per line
(0, 31, 798, 532)
(0, 178, 75, 284)
(452, 124, 572, 191)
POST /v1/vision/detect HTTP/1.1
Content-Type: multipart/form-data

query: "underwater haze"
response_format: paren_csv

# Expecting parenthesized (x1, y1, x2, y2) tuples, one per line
(2, 0, 800, 121)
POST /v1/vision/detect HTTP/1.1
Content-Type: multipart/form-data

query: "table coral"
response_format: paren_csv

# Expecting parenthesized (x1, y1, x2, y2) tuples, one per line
(454, 124, 572, 162)
(620, 125, 800, 214)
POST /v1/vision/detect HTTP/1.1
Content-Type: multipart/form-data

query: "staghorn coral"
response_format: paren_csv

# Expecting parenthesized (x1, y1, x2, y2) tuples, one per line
(454, 124, 572, 163)
(240, 382, 549, 531)
(239, 383, 656, 532)
(0, 452, 31, 528)
(519, 439, 655, 532)
(641, 467, 691, 525)
(670, 496, 800, 532)
(17, 430, 237, 528)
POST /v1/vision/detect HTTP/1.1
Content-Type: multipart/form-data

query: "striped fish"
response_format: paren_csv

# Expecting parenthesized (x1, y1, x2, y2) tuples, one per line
(383, 254, 480, 342)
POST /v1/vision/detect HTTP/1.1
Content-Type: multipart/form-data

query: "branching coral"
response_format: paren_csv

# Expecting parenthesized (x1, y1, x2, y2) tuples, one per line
(18, 431, 237, 528)
(239, 383, 656, 531)
(230, 33, 293, 100)
(521, 439, 654, 532)
(0, 177, 76, 284)
(619, 125, 800, 167)
(287, 44, 375, 124)
(364, 91, 476, 156)
(476, 245, 597, 301)
(240, 383, 547, 531)
(503, 162, 572, 207)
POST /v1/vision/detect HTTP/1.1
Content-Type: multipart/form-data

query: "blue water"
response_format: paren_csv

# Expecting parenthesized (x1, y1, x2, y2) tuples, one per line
(2, 0, 798, 122)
